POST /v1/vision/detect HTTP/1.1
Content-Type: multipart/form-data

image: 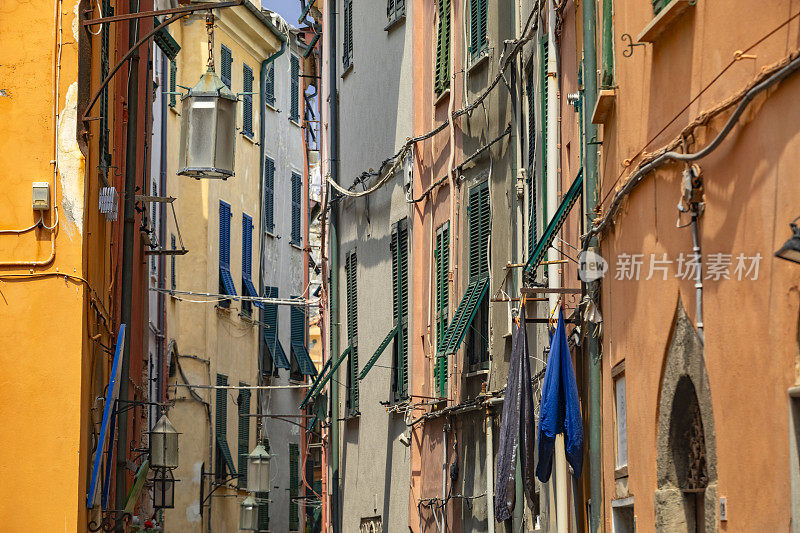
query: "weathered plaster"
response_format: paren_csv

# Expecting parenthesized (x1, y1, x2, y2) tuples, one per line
(57, 81, 85, 236)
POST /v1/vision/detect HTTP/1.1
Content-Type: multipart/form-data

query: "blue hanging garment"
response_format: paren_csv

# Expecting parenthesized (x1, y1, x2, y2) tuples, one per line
(494, 305, 536, 522)
(535, 307, 584, 482)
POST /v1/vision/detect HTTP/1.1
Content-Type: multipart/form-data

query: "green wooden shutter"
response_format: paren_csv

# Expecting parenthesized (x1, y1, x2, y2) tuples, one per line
(526, 66, 537, 255)
(243, 63, 254, 137)
(434, 223, 449, 397)
(390, 221, 409, 401)
(215, 374, 228, 476)
(345, 251, 359, 415)
(290, 172, 302, 245)
(540, 36, 548, 223)
(435, 0, 451, 95)
(469, 0, 487, 58)
(265, 61, 275, 106)
(169, 59, 177, 108)
(653, 0, 671, 14)
(468, 182, 490, 280)
(290, 55, 300, 122)
(257, 490, 269, 529)
(264, 158, 275, 234)
(221, 45, 232, 88)
(238, 384, 250, 487)
(289, 443, 300, 530)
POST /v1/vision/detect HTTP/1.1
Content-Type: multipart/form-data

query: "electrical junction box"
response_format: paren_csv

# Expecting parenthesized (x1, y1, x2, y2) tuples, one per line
(32, 182, 50, 211)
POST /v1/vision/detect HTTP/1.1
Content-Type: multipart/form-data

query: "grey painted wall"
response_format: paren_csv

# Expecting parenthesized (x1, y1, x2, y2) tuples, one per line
(333, 0, 414, 530)
(259, 30, 310, 533)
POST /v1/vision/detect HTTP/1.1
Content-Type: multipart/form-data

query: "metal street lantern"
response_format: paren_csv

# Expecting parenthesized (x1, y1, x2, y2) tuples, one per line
(177, 68, 237, 179)
(239, 494, 258, 531)
(775, 217, 800, 265)
(150, 413, 179, 469)
(152, 468, 175, 509)
(246, 443, 272, 493)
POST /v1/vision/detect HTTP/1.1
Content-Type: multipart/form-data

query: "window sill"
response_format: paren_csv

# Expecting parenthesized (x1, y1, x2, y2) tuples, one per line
(468, 51, 490, 74)
(168, 105, 180, 115)
(290, 242, 303, 251)
(637, 0, 694, 43)
(614, 465, 628, 479)
(341, 63, 353, 79)
(265, 100, 277, 112)
(289, 118, 301, 128)
(434, 88, 451, 107)
(464, 368, 489, 379)
(384, 13, 405, 32)
(265, 230, 277, 239)
(591, 88, 616, 124)
(241, 132, 257, 144)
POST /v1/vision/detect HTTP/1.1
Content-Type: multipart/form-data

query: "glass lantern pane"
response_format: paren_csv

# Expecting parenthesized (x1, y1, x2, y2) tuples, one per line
(214, 97, 237, 176)
(187, 97, 216, 171)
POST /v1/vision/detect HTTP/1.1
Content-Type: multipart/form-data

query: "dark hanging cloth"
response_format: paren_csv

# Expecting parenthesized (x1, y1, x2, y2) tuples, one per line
(535, 307, 584, 482)
(494, 304, 536, 522)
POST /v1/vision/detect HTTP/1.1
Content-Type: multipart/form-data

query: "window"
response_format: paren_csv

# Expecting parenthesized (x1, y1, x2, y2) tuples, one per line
(466, 181, 490, 370)
(615, 373, 628, 470)
(390, 219, 409, 402)
(265, 61, 275, 107)
(289, 442, 300, 530)
(290, 172, 302, 245)
(289, 55, 300, 123)
(237, 384, 250, 487)
(345, 250, 359, 416)
(387, 0, 405, 24)
(220, 44, 232, 88)
(263, 286, 290, 373)
(169, 59, 177, 108)
(215, 374, 236, 478)
(242, 63, 254, 137)
(218, 201, 236, 307)
(468, 0, 488, 59)
(241, 214, 262, 317)
(611, 498, 635, 533)
(170, 234, 176, 290)
(264, 157, 275, 234)
(342, 0, 353, 71)
(434, 222, 449, 397)
(434, 0, 451, 96)
(291, 300, 316, 380)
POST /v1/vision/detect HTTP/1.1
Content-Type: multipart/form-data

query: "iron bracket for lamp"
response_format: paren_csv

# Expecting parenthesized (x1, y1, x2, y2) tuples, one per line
(621, 33, 646, 58)
(88, 509, 131, 532)
(81, 0, 245, 122)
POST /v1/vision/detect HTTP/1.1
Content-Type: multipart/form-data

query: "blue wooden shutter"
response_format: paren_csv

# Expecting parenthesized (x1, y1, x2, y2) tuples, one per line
(242, 63, 254, 136)
(221, 45, 232, 88)
(290, 55, 300, 122)
(219, 201, 237, 299)
(291, 172, 302, 245)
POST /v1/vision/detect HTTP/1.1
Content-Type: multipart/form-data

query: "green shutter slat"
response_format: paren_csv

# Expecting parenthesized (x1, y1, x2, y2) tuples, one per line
(238, 385, 250, 487)
(263, 286, 290, 369)
(257, 491, 270, 528)
(359, 326, 397, 380)
(221, 45, 232, 88)
(343, 0, 353, 69)
(434, 223, 449, 397)
(153, 17, 181, 60)
(346, 251, 359, 415)
(301, 346, 350, 409)
(389, 221, 409, 401)
(540, 35, 548, 221)
(435, 0, 451, 95)
(468, 182, 490, 279)
(243, 64, 254, 136)
(289, 443, 299, 530)
(291, 303, 316, 375)
(439, 277, 490, 355)
(525, 169, 584, 273)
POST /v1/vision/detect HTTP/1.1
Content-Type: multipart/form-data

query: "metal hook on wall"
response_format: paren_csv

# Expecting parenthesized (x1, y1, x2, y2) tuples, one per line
(621, 33, 646, 58)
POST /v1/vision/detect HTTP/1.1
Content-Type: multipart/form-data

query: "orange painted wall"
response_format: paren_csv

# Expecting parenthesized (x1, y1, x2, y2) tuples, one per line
(597, 1, 800, 530)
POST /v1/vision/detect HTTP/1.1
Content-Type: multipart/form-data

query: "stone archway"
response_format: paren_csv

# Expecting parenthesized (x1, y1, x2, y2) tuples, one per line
(655, 298, 718, 532)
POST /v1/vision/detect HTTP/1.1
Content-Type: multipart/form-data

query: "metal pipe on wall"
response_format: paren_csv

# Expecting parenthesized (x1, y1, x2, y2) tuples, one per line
(486, 408, 495, 532)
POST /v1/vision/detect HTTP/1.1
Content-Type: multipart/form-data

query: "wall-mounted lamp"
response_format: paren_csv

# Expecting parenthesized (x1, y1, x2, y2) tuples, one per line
(775, 217, 800, 265)
(149, 413, 179, 469)
(239, 494, 259, 531)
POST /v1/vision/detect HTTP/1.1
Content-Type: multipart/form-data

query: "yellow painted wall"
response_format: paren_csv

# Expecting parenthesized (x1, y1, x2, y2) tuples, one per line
(0, 0, 93, 531)
(162, 7, 282, 531)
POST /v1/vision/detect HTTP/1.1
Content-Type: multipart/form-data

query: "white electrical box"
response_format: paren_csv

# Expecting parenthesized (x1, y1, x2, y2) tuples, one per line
(32, 182, 50, 211)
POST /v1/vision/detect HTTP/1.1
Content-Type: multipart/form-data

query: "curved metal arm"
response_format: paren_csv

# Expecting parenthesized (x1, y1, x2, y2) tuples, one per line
(82, 0, 244, 121)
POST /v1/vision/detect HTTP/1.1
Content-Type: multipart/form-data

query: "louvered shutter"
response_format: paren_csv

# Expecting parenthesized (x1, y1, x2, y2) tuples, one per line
(219, 201, 237, 300)
(478, 0, 488, 53)
(290, 55, 300, 122)
(390, 221, 409, 401)
(289, 443, 299, 530)
(265, 62, 275, 106)
(343, 0, 353, 69)
(345, 251, 359, 415)
(243, 64, 254, 136)
(540, 35, 548, 216)
(469, 0, 479, 56)
(169, 60, 177, 108)
(264, 158, 275, 234)
(434, 0, 451, 95)
(237, 385, 250, 487)
(221, 45, 232, 88)
(290, 172, 302, 245)
(170, 234, 176, 290)
(434, 223, 449, 397)
(242, 214, 252, 280)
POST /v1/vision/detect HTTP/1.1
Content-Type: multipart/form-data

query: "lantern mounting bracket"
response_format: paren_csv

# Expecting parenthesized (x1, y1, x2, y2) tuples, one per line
(88, 509, 131, 532)
(81, 0, 245, 122)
